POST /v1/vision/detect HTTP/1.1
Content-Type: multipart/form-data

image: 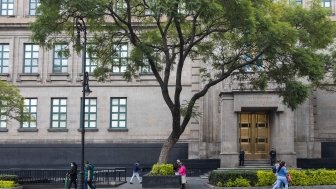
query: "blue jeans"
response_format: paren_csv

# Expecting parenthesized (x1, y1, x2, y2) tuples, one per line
(272, 176, 288, 189)
(83, 177, 95, 189)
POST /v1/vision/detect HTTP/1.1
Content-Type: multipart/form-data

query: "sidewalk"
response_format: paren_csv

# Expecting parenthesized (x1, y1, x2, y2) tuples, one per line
(99, 177, 209, 189)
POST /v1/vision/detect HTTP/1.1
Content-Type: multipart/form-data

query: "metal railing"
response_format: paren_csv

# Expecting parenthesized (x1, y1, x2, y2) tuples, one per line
(0, 167, 126, 186)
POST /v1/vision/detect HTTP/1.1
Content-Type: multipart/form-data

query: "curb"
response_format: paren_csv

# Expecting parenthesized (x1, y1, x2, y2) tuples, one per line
(0, 186, 23, 189)
(203, 183, 336, 189)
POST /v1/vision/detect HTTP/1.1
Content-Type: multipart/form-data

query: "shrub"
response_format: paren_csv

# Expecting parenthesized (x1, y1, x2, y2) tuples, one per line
(209, 170, 257, 186)
(0, 180, 16, 188)
(216, 181, 224, 187)
(0, 175, 18, 183)
(209, 169, 336, 187)
(149, 163, 174, 176)
(225, 177, 250, 187)
(256, 170, 276, 186)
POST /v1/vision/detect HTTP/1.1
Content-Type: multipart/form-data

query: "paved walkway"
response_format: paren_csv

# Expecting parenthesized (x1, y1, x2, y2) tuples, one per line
(99, 177, 208, 189)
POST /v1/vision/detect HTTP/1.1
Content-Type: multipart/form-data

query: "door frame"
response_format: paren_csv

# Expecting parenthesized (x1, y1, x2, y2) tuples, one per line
(238, 112, 270, 160)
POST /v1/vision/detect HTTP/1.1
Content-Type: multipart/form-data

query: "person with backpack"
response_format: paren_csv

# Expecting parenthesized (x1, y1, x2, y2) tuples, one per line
(130, 161, 142, 184)
(84, 160, 95, 189)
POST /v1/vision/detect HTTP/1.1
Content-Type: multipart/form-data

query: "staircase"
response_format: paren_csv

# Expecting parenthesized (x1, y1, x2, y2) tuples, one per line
(218, 160, 272, 171)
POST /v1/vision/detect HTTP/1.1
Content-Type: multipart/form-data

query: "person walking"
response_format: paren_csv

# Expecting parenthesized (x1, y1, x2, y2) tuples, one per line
(84, 160, 95, 189)
(130, 161, 142, 184)
(272, 160, 284, 189)
(178, 161, 187, 189)
(272, 161, 289, 189)
(66, 162, 78, 189)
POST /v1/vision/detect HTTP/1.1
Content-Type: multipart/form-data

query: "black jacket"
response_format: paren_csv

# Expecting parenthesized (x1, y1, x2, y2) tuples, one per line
(68, 165, 78, 180)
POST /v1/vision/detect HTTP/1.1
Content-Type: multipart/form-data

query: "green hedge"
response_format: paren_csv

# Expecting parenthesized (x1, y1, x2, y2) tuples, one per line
(0, 175, 18, 183)
(209, 169, 336, 187)
(0, 181, 16, 188)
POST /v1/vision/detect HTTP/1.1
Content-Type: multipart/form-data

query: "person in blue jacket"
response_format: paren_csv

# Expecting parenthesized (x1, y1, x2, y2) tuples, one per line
(130, 161, 141, 184)
(272, 161, 289, 189)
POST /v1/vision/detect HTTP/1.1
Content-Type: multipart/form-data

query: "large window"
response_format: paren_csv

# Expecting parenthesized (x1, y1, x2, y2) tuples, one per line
(141, 53, 160, 74)
(115, 0, 126, 14)
(1, 0, 14, 16)
(53, 44, 68, 73)
(83, 98, 97, 128)
(289, 0, 303, 5)
(0, 44, 9, 74)
(51, 98, 67, 128)
(23, 44, 39, 73)
(112, 44, 128, 73)
(321, 0, 331, 8)
(110, 98, 127, 128)
(86, 45, 97, 73)
(22, 98, 37, 128)
(0, 107, 6, 128)
(242, 54, 263, 72)
(29, 0, 40, 15)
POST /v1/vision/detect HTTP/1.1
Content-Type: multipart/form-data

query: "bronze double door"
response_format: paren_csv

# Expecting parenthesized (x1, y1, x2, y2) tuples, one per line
(239, 113, 270, 160)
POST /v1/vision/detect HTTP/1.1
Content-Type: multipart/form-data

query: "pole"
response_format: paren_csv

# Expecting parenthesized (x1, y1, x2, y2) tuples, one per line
(76, 16, 87, 189)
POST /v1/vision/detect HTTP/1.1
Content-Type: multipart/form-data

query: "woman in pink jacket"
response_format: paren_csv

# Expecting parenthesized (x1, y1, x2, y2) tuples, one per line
(178, 162, 187, 189)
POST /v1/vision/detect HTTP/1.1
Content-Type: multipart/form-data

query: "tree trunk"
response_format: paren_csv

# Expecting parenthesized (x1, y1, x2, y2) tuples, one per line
(158, 134, 178, 163)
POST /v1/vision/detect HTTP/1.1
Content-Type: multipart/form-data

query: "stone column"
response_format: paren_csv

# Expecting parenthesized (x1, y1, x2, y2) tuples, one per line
(271, 107, 297, 167)
(219, 93, 238, 167)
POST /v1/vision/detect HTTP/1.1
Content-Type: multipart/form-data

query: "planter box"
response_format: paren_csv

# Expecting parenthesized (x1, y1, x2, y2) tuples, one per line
(142, 175, 181, 188)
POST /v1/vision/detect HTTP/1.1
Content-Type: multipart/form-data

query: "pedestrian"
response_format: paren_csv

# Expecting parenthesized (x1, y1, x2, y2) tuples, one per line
(173, 159, 181, 175)
(270, 147, 277, 165)
(273, 160, 284, 189)
(272, 161, 289, 189)
(239, 149, 245, 166)
(84, 160, 95, 189)
(130, 161, 142, 184)
(178, 161, 187, 189)
(66, 162, 77, 189)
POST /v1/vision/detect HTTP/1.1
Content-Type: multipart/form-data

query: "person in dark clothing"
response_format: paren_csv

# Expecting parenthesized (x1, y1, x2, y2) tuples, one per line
(130, 161, 141, 184)
(66, 162, 77, 189)
(239, 150, 245, 166)
(173, 159, 181, 175)
(270, 147, 277, 165)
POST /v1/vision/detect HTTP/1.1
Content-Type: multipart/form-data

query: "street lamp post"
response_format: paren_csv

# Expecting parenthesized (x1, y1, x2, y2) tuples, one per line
(75, 16, 92, 189)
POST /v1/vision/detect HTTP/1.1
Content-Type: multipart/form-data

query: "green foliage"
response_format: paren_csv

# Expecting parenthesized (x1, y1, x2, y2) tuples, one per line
(256, 170, 276, 186)
(216, 181, 224, 187)
(225, 176, 250, 187)
(149, 164, 174, 176)
(0, 81, 30, 122)
(210, 169, 336, 187)
(281, 81, 310, 110)
(0, 175, 18, 182)
(0, 181, 16, 188)
(209, 170, 258, 187)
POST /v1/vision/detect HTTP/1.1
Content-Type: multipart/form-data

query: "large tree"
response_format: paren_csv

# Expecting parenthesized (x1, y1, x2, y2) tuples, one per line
(31, 0, 336, 163)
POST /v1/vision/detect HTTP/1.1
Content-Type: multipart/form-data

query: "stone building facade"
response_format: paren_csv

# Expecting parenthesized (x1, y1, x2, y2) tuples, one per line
(0, 0, 335, 169)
